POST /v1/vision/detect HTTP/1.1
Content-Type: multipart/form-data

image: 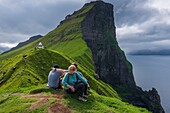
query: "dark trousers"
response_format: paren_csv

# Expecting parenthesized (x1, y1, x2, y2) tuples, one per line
(66, 83, 85, 97)
(84, 84, 88, 95)
(77, 81, 88, 95)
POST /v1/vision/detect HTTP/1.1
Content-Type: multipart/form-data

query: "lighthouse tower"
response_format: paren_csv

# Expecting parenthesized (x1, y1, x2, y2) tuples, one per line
(38, 42, 44, 49)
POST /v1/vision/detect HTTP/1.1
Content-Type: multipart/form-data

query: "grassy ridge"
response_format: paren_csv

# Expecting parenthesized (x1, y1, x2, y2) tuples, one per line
(0, 2, 150, 112)
(0, 49, 70, 91)
(0, 49, 119, 98)
(0, 49, 150, 112)
(0, 2, 111, 96)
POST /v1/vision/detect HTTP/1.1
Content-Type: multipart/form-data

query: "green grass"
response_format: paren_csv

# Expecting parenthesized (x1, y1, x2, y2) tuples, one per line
(64, 89, 150, 113)
(0, 86, 150, 113)
(0, 49, 70, 91)
(0, 95, 37, 113)
(64, 93, 150, 113)
(0, 49, 119, 98)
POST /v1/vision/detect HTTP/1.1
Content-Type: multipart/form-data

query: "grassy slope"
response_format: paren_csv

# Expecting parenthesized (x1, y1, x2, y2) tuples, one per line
(0, 2, 150, 113)
(0, 49, 118, 98)
(0, 49, 150, 112)
(0, 2, 94, 61)
(0, 49, 70, 91)
(0, 85, 150, 113)
(0, 2, 116, 97)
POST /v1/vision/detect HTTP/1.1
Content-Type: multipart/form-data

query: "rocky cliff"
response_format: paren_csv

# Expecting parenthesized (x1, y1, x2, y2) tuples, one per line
(74, 1, 164, 113)
(81, 1, 136, 88)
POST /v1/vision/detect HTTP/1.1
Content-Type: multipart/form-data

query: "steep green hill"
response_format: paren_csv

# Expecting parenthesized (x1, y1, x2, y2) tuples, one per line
(0, 2, 96, 85)
(0, 1, 163, 113)
(0, 49, 118, 98)
(0, 49, 150, 113)
(0, 2, 94, 61)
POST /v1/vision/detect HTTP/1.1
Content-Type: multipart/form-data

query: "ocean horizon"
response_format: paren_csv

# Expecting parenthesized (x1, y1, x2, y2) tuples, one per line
(127, 55, 170, 113)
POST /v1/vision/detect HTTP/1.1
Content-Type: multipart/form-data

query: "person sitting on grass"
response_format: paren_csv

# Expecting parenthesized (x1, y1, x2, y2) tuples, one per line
(71, 62, 90, 95)
(47, 64, 65, 90)
(62, 65, 89, 102)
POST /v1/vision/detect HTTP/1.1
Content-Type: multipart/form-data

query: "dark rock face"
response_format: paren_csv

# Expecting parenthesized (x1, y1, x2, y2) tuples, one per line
(81, 1, 164, 113)
(82, 1, 136, 88)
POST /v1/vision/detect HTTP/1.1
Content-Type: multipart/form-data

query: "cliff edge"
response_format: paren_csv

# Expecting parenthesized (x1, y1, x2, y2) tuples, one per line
(74, 1, 164, 113)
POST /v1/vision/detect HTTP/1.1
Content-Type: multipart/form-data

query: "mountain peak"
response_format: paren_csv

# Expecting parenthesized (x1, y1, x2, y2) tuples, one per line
(60, 0, 113, 26)
(85, 0, 111, 6)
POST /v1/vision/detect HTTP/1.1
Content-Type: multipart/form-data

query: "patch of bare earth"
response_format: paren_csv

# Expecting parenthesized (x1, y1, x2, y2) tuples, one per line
(12, 93, 71, 113)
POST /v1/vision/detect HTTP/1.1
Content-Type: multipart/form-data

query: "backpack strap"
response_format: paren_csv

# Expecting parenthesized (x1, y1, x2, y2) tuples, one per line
(75, 72, 79, 83)
(67, 73, 70, 83)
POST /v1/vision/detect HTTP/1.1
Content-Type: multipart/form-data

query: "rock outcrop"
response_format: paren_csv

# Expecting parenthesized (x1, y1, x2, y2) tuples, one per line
(79, 1, 164, 113)
(82, 1, 136, 88)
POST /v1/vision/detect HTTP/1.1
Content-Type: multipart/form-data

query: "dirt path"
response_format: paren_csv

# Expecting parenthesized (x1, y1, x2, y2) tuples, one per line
(12, 93, 71, 113)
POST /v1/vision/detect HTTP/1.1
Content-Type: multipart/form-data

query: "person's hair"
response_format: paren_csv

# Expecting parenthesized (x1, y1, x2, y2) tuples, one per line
(52, 64, 59, 72)
(68, 65, 76, 72)
(53, 64, 59, 68)
(71, 62, 78, 68)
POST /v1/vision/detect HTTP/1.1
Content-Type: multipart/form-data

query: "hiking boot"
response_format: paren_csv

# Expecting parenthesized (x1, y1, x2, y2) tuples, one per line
(78, 96, 87, 102)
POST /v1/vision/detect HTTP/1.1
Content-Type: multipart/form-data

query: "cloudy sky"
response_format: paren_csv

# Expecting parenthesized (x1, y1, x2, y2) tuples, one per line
(0, 0, 169, 53)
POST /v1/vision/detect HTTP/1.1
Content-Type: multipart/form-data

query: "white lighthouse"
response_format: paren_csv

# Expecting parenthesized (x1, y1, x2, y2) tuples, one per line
(38, 42, 44, 49)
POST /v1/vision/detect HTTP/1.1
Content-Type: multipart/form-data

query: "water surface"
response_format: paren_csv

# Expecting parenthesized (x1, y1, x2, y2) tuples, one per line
(127, 55, 170, 113)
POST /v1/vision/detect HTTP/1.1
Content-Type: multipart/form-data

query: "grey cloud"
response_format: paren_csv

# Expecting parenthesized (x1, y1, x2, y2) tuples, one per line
(102, 0, 170, 53)
(0, 0, 170, 54)
(118, 20, 170, 44)
(0, 32, 29, 43)
(105, 0, 159, 27)
(0, 1, 80, 34)
(0, 0, 87, 44)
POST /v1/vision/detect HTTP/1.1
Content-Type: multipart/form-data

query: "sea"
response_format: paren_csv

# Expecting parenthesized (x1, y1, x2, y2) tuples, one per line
(126, 55, 170, 113)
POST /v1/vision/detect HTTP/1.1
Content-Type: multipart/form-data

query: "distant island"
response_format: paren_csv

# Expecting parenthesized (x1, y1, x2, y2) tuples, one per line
(129, 49, 170, 55)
